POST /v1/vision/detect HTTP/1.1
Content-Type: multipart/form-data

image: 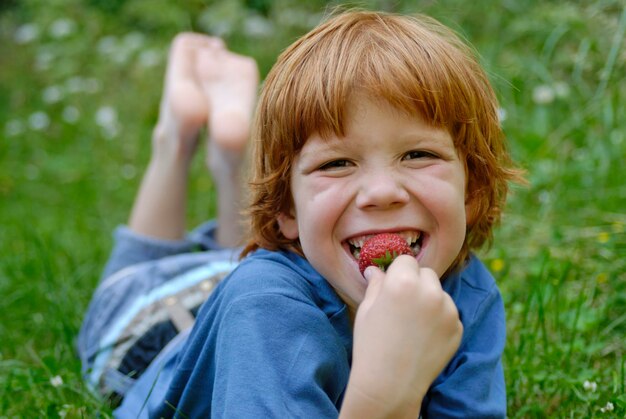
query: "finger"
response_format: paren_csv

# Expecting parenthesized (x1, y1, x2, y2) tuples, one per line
(386, 257, 444, 292)
(359, 266, 384, 312)
(385, 254, 419, 275)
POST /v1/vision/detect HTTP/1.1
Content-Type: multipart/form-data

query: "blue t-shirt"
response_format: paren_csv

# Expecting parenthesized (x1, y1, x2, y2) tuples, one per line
(115, 249, 505, 418)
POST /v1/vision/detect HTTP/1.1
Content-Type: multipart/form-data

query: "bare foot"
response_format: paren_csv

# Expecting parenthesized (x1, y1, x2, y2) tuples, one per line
(195, 45, 259, 155)
(194, 45, 258, 247)
(156, 33, 225, 158)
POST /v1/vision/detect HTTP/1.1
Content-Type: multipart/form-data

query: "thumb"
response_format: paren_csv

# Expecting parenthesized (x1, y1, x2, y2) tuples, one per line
(359, 266, 385, 311)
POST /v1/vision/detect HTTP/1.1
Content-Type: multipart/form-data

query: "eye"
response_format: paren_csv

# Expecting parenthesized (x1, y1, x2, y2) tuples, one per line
(402, 150, 438, 160)
(318, 159, 352, 171)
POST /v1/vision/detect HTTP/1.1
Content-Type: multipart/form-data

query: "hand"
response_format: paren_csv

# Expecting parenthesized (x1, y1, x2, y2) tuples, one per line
(341, 255, 463, 418)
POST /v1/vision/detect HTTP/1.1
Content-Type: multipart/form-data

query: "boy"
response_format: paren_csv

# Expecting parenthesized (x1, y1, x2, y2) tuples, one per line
(80, 9, 523, 418)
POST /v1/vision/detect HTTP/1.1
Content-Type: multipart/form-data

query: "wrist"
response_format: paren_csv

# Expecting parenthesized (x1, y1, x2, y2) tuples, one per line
(340, 380, 423, 419)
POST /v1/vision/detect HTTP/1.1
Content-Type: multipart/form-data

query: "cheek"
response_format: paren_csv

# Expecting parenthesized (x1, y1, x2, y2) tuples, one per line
(442, 199, 467, 246)
(298, 179, 347, 218)
(419, 177, 467, 249)
(420, 176, 467, 219)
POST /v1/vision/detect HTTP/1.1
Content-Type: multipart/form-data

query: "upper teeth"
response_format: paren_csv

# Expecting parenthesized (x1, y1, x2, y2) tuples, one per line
(347, 231, 421, 249)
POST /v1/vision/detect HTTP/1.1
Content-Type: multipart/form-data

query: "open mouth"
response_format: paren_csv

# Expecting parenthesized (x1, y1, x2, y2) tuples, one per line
(346, 231, 423, 260)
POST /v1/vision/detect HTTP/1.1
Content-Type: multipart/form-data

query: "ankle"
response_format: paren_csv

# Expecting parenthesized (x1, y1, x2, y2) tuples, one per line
(152, 121, 198, 165)
(205, 140, 245, 178)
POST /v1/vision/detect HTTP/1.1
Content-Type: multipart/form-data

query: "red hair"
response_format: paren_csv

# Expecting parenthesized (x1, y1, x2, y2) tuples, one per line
(242, 10, 524, 271)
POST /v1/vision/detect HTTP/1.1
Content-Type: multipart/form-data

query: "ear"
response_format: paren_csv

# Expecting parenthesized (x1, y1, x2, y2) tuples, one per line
(465, 194, 479, 227)
(277, 211, 299, 240)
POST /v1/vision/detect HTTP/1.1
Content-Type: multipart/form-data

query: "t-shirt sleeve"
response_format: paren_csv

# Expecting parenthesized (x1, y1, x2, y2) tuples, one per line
(422, 282, 507, 418)
(158, 292, 349, 418)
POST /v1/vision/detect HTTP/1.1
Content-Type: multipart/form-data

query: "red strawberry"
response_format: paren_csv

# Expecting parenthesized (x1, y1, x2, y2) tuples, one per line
(358, 233, 413, 275)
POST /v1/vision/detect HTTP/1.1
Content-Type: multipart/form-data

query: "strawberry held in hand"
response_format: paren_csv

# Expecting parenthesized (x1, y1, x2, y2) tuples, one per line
(358, 233, 414, 275)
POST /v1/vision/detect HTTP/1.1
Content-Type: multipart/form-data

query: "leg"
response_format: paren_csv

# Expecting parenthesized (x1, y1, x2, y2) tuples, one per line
(195, 45, 259, 247)
(128, 33, 258, 245)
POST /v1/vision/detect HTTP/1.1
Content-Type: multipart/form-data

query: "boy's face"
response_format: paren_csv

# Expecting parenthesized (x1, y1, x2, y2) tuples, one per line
(278, 96, 468, 311)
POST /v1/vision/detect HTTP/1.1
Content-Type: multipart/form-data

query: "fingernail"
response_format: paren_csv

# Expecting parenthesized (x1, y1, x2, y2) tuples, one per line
(363, 266, 374, 281)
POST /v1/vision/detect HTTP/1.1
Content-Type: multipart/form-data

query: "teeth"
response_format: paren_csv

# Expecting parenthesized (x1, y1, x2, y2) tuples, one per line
(399, 231, 421, 245)
(348, 231, 422, 251)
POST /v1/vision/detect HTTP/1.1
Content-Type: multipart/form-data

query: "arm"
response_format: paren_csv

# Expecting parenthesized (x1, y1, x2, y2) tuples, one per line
(157, 292, 350, 418)
(155, 255, 461, 419)
(422, 277, 506, 418)
(340, 255, 463, 419)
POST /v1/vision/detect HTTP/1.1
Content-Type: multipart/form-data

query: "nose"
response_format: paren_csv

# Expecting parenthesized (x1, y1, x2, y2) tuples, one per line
(355, 168, 410, 209)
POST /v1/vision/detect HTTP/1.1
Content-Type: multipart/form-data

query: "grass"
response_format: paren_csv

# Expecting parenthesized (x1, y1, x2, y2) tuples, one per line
(1, 0, 624, 417)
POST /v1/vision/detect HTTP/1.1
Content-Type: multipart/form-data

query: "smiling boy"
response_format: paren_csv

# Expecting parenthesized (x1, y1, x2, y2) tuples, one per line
(87, 9, 524, 418)
(237, 9, 523, 417)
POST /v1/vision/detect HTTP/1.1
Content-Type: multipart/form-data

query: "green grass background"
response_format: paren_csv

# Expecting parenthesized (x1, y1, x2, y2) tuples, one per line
(1, 0, 624, 417)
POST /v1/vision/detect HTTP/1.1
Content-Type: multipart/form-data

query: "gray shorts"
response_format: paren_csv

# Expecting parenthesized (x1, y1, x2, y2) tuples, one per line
(78, 221, 241, 398)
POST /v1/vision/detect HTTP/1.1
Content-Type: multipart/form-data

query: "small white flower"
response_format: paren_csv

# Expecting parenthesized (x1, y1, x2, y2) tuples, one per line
(277, 10, 322, 28)
(95, 106, 117, 127)
(278, 9, 309, 27)
(583, 380, 597, 392)
(306, 13, 324, 28)
(83, 78, 101, 94)
(49, 18, 76, 39)
(28, 111, 51, 131)
(553, 81, 570, 99)
(532, 85, 555, 105)
(103, 126, 120, 139)
(14, 23, 40, 44)
(96, 106, 120, 139)
(62, 106, 80, 124)
(123, 31, 145, 51)
(497, 107, 507, 123)
(35, 50, 54, 71)
(243, 15, 274, 38)
(112, 49, 131, 65)
(50, 375, 63, 387)
(209, 21, 232, 37)
(121, 164, 137, 179)
(538, 190, 552, 204)
(5, 119, 24, 137)
(138, 49, 161, 68)
(97, 35, 118, 55)
(66, 76, 85, 93)
(42, 85, 64, 104)
(600, 402, 614, 413)
(64, 76, 100, 94)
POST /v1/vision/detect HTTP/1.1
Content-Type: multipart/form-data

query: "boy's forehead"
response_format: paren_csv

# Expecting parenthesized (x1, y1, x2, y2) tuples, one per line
(301, 97, 455, 149)
(312, 93, 447, 135)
